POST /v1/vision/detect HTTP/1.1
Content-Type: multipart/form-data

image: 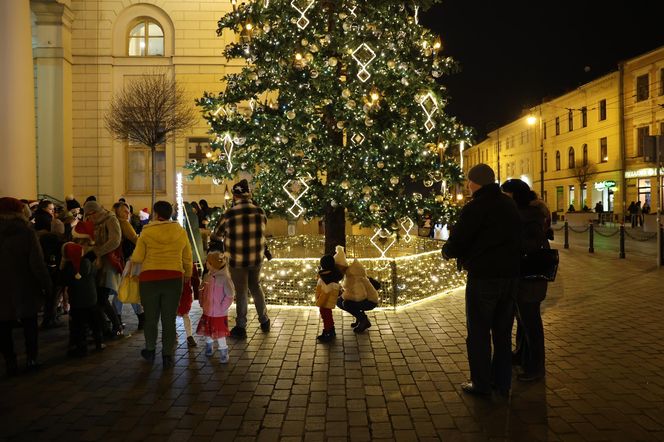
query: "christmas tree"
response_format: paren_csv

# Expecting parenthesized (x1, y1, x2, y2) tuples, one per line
(189, 0, 471, 254)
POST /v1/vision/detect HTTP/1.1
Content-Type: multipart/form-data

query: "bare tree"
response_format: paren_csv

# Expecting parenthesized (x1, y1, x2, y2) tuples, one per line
(105, 72, 197, 207)
(574, 161, 597, 209)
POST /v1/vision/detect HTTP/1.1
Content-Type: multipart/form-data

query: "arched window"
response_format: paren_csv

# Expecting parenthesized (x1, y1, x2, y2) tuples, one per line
(568, 147, 575, 169)
(128, 18, 164, 56)
(555, 151, 561, 171)
(582, 144, 588, 166)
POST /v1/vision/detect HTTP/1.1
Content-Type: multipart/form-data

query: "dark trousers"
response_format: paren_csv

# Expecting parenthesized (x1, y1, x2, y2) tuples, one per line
(69, 306, 103, 350)
(515, 300, 545, 376)
(140, 278, 183, 357)
(97, 287, 122, 332)
(465, 277, 517, 393)
(0, 317, 38, 363)
(336, 297, 377, 321)
(319, 307, 334, 331)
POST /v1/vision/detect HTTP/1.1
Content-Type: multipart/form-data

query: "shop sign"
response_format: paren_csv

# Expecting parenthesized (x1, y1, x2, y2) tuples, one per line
(625, 168, 664, 179)
(594, 180, 616, 191)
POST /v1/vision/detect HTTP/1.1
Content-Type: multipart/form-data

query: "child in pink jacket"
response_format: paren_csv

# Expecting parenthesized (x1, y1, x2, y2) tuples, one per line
(196, 251, 234, 363)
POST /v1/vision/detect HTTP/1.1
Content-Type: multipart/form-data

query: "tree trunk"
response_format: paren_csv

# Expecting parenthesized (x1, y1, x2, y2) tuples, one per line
(151, 146, 156, 215)
(324, 205, 346, 255)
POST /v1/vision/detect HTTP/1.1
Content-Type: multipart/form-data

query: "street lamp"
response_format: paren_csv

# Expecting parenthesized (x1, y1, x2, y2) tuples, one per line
(527, 108, 545, 198)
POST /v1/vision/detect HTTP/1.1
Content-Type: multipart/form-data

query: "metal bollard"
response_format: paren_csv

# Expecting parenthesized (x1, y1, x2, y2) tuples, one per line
(660, 226, 664, 266)
(564, 221, 569, 249)
(588, 223, 594, 253)
(619, 224, 625, 259)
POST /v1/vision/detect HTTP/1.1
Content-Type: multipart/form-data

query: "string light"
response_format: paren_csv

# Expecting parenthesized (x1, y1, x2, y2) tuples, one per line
(176, 172, 184, 227)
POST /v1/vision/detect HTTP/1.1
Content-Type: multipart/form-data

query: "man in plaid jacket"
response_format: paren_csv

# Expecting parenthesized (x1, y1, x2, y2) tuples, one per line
(212, 179, 270, 338)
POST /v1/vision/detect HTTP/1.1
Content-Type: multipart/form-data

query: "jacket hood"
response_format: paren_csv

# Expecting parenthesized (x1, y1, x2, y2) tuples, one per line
(93, 209, 114, 226)
(346, 260, 367, 278)
(141, 220, 183, 244)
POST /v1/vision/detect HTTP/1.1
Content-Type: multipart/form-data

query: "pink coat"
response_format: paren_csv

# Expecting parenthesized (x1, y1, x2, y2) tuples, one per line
(199, 268, 234, 317)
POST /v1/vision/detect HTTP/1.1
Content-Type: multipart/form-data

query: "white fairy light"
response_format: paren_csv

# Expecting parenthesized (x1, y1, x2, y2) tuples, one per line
(176, 172, 184, 227)
(370, 228, 396, 258)
(399, 217, 415, 243)
(291, 0, 315, 29)
(414, 5, 420, 24)
(222, 133, 234, 173)
(419, 92, 438, 132)
(352, 43, 377, 83)
(283, 178, 310, 218)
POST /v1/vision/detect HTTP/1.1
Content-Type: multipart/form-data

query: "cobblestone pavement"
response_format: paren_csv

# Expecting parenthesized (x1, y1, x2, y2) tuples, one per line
(1, 243, 664, 441)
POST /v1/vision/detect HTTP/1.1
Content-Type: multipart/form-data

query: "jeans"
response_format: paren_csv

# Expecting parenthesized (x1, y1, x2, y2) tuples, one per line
(97, 287, 122, 332)
(139, 278, 183, 357)
(465, 277, 517, 393)
(112, 294, 143, 316)
(336, 297, 377, 321)
(515, 300, 545, 376)
(230, 265, 269, 329)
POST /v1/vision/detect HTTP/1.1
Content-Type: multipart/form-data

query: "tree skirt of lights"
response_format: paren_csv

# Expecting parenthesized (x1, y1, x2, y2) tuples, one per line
(261, 235, 466, 308)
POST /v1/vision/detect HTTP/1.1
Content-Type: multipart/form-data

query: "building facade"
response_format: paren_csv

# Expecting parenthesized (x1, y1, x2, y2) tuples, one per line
(464, 47, 664, 220)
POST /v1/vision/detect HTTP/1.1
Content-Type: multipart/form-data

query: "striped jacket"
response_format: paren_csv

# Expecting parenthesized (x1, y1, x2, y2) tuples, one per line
(214, 199, 267, 268)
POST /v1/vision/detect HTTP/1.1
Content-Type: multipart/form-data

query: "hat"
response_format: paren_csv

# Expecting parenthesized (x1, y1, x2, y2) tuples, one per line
(61, 242, 84, 279)
(320, 255, 336, 271)
(73, 220, 95, 244)
(0, 197, 27, 215)
(206, 251, 226, 271)
(333, 245, 348, 269)
(66, 197, 81, 211)
(232, 179, 251, 196)
(319, 254, 344, 284)
(139, 208, 150, 221)
(83, 200, 102, 215)
(467, 163, 496, 186)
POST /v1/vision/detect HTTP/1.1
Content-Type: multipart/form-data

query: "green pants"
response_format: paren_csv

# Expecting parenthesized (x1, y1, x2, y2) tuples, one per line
(140, 278, 183, 357)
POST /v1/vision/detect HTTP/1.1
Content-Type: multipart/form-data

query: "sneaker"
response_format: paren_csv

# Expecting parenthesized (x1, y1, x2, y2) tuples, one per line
(219, 347, 229, 364)
(230, 326, 247, 339)
(353, 318, 371, 333)
(187, 336, 197, 348)
(141, 349, 155, 363)
(260, 319, 271, 333)
(205, 342, 214, 357)
(316, 330, 335, 343)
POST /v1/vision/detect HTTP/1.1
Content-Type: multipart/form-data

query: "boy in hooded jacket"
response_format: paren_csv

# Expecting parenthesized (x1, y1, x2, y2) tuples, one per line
(316, 255, 343, 342)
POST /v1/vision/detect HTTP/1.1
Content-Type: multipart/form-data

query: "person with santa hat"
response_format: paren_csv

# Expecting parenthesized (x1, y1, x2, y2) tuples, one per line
(60, 220, 104, 356)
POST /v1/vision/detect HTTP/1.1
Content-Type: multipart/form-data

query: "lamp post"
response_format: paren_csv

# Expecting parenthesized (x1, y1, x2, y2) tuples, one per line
(527, 108, 544, 198)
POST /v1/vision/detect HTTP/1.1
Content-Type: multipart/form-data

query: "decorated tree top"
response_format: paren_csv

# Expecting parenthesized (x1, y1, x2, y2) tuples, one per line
(189, 0, 471, 232)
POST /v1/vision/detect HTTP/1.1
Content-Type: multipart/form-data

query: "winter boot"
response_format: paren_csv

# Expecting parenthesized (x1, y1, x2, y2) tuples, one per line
(205, 341, 214, 357)
(316, 329, 335, 343)
(219, 347, 229, 364)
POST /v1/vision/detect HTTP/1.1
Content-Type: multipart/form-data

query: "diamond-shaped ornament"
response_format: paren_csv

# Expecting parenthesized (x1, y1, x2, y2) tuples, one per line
(399, 217, 414, 243)
(357, 70, 371, 83)
(222, 134, 234, 173)
(351, 133, 365, 145)
(420, 93, 438, 115)
(424, 120, 435, 132)
(370, 228, 396, 258)
(296, 16, 310, 29)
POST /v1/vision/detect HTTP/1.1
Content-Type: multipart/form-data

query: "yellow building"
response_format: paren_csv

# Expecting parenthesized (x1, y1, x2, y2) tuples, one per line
(0, 0, 319, 236)
(622, 46, 664, 212)
(465, 70, 625, 220)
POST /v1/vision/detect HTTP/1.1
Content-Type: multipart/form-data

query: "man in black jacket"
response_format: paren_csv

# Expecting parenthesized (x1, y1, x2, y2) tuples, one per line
(442, 164, 521, 397)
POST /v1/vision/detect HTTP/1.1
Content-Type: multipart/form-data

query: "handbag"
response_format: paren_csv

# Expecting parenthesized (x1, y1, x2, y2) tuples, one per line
(520, 248, 559, 281)
(118, 261, 141, 304)
(106, 245, 125, 274)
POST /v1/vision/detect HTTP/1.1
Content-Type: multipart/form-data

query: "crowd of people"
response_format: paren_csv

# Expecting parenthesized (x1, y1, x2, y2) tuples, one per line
(2, 171, 553, 399)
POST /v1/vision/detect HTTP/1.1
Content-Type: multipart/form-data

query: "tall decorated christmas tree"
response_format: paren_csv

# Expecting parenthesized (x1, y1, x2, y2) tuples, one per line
(189, 0, 471, 254)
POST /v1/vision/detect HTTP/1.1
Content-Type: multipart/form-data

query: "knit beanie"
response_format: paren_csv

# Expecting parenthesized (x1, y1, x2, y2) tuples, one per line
(83, 200, 102, 216)
(232, 179, 251, 197)
(62, 242, 84, 279)
(65, 196, 81, 211)
(333, 245, 348, 269)
(0, 197, 27, 215)
(467, 163, 496, 186)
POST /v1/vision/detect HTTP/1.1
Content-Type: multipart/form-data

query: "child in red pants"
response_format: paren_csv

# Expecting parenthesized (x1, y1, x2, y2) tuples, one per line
(178, 263, 200, 347)
(316, 255, 343, 342)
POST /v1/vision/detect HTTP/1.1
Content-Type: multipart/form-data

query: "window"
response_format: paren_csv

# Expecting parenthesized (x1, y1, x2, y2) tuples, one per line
(555, 151, 561, 171)
(581, 184, 587, 209)
(636, 74, 649, 102)
(556, 186, 564, 212)
(128, 18, 164, 56)
(637, 126, 650, 156)
(555, 117, 560, 135)
(581, 107, 587, 128)
(600, 137, 608, 163)
(187, 137, 212, 163)
(127, 142, 166, 193)
(569, 185, 575, 209)
(568, 109, 574, 132)
(543, 121, 547, 139)
(660, 68, 664, 96)
(582, 144, 588, 166)
(599, 99, 607, 121)
(568, 147, 575, 169)
(544, 152, 548, 172)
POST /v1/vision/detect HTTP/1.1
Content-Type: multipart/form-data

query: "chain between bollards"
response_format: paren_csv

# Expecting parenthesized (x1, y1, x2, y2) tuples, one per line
(588, 222, 594, 253)
(619, 224, 625, 259)
(564, 221, 569, 249)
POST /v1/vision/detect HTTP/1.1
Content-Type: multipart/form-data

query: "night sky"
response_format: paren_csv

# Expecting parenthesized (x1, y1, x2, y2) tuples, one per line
(421, 0, 664, 140)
